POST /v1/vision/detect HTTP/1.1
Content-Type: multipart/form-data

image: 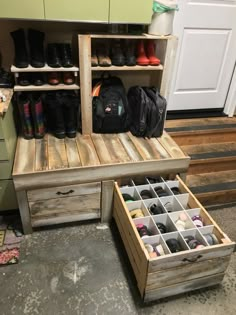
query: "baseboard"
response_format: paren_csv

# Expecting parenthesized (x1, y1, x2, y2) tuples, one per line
(166, 109, 226, 120)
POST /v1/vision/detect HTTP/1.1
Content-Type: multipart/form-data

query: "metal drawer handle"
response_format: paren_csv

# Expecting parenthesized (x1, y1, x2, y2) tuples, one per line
(56, 189, 74, 196)
(182, 255, 202, 263)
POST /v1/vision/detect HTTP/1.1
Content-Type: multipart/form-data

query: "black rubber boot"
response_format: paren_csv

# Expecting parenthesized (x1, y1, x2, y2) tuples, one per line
(62, 91, 79, 138)
(10, 29, 29, 68)
(58, 44, 73, 67)
(44, 92, 65, 139)
(111, 40, 125, 66)
(125, 40, 136, 66)
(28, 29, 45, 68)
(47, 43, 61, 68)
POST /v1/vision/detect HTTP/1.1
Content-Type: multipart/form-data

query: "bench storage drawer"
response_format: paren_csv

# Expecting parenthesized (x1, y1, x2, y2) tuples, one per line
(113, 176, 235, 302)
(27, 182, 101, 227)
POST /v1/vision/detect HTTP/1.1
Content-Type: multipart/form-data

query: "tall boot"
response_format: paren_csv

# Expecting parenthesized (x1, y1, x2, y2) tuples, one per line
(31, 94, 45, 139)
(136, 40, 149, 66)
(58, 43, 73, 68)
(146, 40, 160, 66)
(44, 92, 65, 139)
(111, 39, 125, 66)
(62, 91, 79, 138)
(17, 93, 34, 139)
(28, 29, 45, 68)
(125, 40, 136, 66)
(10, 29, 29, 68)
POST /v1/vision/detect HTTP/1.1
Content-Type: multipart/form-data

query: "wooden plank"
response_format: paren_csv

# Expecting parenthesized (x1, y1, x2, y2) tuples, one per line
(165, 117, 236, 129)
(13, 137, 35, 174)
(27, 182, 101, 202)
(76, 134, 100, 166)
(127, 132, 160, 160)
(195, 190, 236, 206)
(14, 84, 79, 92)
(159, 131, 187, 159)
(30, 193, 101, 219)
(182, 142, 236, 156)
(92, 65, 164, 71)
(65, 138, 81, 168)
(11, 64, 79, 73)
(188, 158, 236, 175)
(102, 134, 132, 163)
(144, 273, 225, 302)
(79, 35, 93, 134)
(48, 134, 68, 170)
(91, 133, 112, 164)
(186, 170, 236, 188)
(101, 180, 114, 223)
(118, 133, 143, 162)
(13, 158, 190, 191)
(16, 190, 32, 234)
(147, 256, 230, 291)
(91, 34, 175, 40)
(35, 135, 48, 172)
(149, 138, 170, 159)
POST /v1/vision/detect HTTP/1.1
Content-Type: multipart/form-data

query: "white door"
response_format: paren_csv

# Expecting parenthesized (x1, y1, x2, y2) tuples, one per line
(168, 0, 236, 111)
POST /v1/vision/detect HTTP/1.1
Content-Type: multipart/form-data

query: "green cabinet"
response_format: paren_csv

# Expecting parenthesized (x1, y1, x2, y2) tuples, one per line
(0, 0, 45, 19)
(109, 0, 153, 24)
(44, 0, 109, 22)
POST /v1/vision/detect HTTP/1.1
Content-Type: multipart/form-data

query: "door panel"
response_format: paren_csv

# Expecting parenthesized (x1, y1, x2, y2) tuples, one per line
(109, 0, 153, 24)
(44, 0, 109, 22)
(0, 0, 44, 19)
(168, 0, 236, 110)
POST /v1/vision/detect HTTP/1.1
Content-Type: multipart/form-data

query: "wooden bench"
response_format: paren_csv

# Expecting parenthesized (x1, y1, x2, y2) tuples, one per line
(12, 131, 190, 234)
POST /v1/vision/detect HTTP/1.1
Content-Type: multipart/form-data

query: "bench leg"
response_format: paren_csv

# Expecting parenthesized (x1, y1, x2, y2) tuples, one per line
(16, 190, 33, 234)
(101, 180, 114, 223)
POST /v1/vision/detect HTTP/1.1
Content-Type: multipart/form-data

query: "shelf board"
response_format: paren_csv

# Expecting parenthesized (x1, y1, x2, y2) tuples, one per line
(90, 34, 175, 40)
(11, 64, 79, 73)
(92, 64, 164, 71)
(14, 84, 80, 92)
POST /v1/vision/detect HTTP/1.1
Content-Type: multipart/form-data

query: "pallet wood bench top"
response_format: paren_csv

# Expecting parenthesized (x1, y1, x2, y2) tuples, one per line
(13, 131, 190, 191)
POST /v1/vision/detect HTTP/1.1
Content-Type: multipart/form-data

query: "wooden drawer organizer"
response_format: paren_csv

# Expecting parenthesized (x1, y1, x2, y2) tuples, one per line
(113, 175, 235, 302)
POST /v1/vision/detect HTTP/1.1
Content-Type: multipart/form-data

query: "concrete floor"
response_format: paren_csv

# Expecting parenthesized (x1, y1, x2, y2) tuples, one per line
(0, 220, 236, 315)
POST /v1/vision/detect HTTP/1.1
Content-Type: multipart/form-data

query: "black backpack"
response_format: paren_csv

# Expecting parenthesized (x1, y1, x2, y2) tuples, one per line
(127, 86, 167, 138)
(92, 75, 129, 133)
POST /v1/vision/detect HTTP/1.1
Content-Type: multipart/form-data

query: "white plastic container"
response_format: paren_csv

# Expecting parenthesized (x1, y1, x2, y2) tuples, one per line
(148, 0, 177, 36)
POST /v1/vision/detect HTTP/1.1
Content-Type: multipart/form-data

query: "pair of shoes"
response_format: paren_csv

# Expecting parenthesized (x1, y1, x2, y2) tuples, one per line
(91, 43, 111, 67)
(0, 68, 14, 88)
(44, 91, 80, 139)
(17, 93, 45, 139)
(111, 39, 136, 66)
(11, 29, 45, 68)
(136, 40, 160, 66)
(47, 72, 75, 85)
(18, 73, 44, 86)
(47, 43, 73, 68)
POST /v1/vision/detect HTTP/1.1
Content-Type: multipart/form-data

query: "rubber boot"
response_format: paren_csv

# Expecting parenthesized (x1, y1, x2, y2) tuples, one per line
(17, 94, 34, 139)
(28, 29, 45, 68)
(31, 94, 45, 139)
(125, 40, 136, 66)
(146, 40, 160, 66)
(47, 43, 61, 68)
(111, 40, 125, 66)
(62, 91, 79, 138)
(58, 43, 73, 68)
(136, 40, 149, 66)
(10, 29, 29, 68)
(45, 92, 65, 139)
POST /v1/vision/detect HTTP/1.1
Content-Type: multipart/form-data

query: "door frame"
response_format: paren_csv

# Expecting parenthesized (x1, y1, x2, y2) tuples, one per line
(223, 62, 236, 117)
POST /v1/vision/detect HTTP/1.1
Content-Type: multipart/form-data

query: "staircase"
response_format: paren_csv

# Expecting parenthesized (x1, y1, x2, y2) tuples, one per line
(165, 117, 236, 205)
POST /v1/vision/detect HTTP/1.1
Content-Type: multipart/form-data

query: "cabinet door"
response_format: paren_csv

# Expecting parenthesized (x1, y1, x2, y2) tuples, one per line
(0, 0, 44, 19)
(109, 0, 153, 24)
(44, 0, 109, 22)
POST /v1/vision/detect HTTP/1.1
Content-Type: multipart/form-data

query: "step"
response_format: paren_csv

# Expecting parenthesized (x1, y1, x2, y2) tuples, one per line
(181, 142, 236, 174)
(186, 170, 236, 205)
(165, 117, 236, 145)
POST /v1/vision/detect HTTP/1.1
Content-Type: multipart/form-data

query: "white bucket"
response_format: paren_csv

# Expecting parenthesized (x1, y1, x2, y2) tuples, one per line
(148, 0, 177, 36)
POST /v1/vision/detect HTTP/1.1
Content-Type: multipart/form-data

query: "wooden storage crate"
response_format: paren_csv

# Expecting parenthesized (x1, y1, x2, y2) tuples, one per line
(113, 175, 235, 302)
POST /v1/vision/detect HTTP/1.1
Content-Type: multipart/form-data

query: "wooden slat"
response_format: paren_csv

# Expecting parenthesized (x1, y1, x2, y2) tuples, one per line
(35, 135, 48, 172)
(76, 134, 100, 166)
(187, 170, 236, 188)
(182, 142, 236, 156)
(102, 134, 131, 163)
(144, 273, 225, 302)
(13, 137, 35, 174)
(91, 133, 112, 164)
(65, 138, 81, 168)
(127, 132, 160, 160)
(165, 117, 236, 129)
(159, 131, 187, 159)
(16, 190, 32, 234)
(27, 182, 101, 202)
(149, 138, 170, 159)
(48, 134, 68, 170)
(118, 133, 143, 162)
(147, 256, 230, 291)
(188, 158, 236, 175)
